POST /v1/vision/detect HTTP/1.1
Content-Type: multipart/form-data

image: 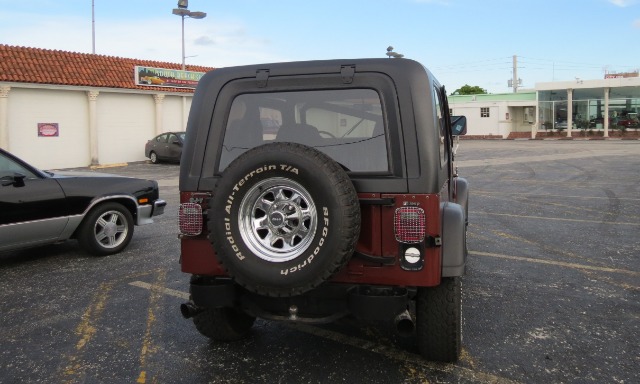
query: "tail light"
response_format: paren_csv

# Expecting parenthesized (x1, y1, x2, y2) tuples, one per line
(179, 203, 203, 236)
(394, 207, 426, 244)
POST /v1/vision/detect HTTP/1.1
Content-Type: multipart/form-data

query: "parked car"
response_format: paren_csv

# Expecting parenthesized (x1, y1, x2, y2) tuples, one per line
(0, 148, 166, 255)
(589, 117, 613, 128)
(554, 120, 576, 130)
(145, 131, 185, 163)
(616, 118, 639, 128)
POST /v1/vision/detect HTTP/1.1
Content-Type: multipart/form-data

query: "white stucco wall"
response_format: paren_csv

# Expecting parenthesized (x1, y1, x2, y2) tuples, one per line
(450, 100, 537, 138)
(0, 83, 193, 169)
(164, 96, 187, 132)
(451, 104, 501, 136)
(7, 88, 90, 169)
(97, 93, 155, 165)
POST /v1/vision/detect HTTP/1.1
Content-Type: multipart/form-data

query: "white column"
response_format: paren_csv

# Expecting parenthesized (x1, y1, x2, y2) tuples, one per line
(566, 88, 573, 138)
(604, 88, 610, 138)
(153, 94, 165, 135)
(87, 91, 100, 165)
(0, 86, 10, 150)
(182, 95, 188, 129)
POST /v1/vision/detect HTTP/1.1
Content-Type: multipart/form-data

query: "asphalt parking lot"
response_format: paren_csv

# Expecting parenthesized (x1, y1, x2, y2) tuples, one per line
(0, 140, 638, 383)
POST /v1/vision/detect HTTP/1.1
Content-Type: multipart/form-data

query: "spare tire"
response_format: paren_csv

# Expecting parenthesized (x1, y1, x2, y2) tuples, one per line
(209, 142, 360, 297)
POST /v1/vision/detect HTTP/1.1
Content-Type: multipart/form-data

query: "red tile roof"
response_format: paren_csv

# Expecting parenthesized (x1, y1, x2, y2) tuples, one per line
(0, 44, 215, 93)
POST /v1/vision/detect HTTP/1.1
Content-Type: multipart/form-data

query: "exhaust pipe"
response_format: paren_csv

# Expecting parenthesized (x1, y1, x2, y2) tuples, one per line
(394, 310, 415, 337)
(180, 302, 203, 319)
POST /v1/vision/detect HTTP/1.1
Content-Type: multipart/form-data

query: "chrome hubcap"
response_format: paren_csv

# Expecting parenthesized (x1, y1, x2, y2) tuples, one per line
(94, 210, 128, 249)
(238, 177, 317, 262)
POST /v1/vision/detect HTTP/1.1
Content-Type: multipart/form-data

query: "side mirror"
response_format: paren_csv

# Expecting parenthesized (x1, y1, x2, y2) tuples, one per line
(451, 116, 467, 136)
(1, 172, 26, 187)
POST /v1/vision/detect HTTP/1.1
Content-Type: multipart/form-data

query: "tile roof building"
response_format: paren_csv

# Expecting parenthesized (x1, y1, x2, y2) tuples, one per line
(0, 44, 214, 92)
(0, 44, 215, 168)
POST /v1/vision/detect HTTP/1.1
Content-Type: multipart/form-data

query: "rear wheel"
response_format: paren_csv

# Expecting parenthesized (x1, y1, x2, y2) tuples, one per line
(193, 307, 256, 341)
(149, 151, 159, 164)
(416, 277, 462, 362)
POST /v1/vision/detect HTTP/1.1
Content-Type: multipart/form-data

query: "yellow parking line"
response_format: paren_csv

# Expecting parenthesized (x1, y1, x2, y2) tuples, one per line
(62, 282, 114, 382)
(475, 190, 640, 202)
(470, 250, 640, 278)
(136, 270, 168, 384)
(129, 280, 189, 300)
(471, 211, 640, 226)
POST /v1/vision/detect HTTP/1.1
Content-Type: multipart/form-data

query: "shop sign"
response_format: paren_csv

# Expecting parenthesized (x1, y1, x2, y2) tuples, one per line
(134, 66, 205, 89)
(604, 71, 639, 79)
(38, 123, 59, 137)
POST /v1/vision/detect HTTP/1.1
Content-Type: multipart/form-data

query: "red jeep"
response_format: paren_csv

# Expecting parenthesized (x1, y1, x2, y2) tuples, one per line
(177, 58, 469, 362)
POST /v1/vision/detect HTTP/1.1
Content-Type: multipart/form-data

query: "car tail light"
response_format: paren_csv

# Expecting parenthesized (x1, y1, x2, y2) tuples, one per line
(179, 203, 203, 236)
(394, 207, 426, 243)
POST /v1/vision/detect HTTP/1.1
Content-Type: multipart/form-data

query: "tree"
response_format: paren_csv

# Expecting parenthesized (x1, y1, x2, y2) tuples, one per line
(451, 84, 488, 95)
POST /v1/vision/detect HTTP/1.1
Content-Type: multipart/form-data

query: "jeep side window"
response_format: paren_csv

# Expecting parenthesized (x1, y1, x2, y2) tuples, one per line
(433, 86, 447, 167)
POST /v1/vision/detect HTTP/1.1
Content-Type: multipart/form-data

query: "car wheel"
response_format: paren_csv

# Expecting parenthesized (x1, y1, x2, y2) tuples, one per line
(416, 277, 462, 362)
(77, 202, 134, 256)
(149, 151, 159, 164)
(209, 142, 360, 297)
(193, 307, 256, 341)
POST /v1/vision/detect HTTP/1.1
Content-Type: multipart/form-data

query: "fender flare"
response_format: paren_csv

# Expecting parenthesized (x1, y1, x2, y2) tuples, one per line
(454, 177, 469, 226)
(441, 202, 467, 277)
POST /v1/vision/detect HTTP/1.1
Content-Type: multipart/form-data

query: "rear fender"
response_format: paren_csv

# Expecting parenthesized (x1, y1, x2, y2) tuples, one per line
(441, 202, 466, 277)
(454, 177, 469, 226)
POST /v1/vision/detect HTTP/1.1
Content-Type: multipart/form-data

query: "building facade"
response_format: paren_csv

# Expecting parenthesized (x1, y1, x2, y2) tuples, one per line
(537, 76, 640, 138)
(0, 44, 213, 169)
(449, 92, 536, 139)
(449, 75, 640, 139)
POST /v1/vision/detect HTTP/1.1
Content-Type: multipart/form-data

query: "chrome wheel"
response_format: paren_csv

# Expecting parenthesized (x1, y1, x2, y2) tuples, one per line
(150, 152, 158, 163)
(238, 177, 317, 262)
(93, 210, 130, 249)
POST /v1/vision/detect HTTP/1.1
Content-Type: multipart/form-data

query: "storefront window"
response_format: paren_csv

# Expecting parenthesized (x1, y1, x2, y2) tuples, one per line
(539, 101, 554, 130)
(538, 87, 640, 131)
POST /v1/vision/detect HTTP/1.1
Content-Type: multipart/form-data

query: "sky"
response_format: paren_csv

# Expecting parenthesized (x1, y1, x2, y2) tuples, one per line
(1, 0, 638, 94)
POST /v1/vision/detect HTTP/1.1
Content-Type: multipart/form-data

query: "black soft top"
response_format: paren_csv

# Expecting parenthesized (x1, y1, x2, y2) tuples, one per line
(181, 58, 445, 194)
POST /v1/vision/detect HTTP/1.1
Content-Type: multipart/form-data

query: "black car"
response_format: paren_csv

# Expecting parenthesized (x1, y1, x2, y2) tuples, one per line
(0, 148, 166, 255)
(145, 131, 185, 163)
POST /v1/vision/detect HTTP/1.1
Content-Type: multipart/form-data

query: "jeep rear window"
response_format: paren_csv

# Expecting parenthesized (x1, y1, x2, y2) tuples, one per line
(219, 89, 388, 173)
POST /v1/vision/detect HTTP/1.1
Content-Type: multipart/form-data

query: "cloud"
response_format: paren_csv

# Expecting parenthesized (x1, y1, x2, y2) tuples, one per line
(0, 12, 283, 68)
(194, 36, 215, 46)
(608, 0, 636, 6)
(634, 19, 640, 28)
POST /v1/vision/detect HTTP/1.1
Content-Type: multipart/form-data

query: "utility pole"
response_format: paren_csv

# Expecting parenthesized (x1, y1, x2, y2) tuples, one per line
(512, 55, 518, 93)
(508, 55, 522, 93)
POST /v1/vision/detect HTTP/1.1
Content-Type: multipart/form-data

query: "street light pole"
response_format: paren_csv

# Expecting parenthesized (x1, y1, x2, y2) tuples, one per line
(181, 14, 186, 70)
(172, 1, 207, 71)
(92, 0, 96, 54)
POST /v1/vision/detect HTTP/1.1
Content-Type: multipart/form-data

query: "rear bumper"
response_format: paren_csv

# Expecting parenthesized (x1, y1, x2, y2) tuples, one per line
(187, 279, 413, 324)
